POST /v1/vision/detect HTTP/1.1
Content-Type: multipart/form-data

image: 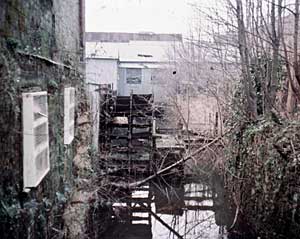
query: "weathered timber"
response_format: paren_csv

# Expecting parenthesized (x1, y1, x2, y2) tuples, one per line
(110, 134, 224, 189)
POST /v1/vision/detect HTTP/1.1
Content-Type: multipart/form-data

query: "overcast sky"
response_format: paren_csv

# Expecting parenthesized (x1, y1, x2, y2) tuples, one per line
(85, 0, 219, 35)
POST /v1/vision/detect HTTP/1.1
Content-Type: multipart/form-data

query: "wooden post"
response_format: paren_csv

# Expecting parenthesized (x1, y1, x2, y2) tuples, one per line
(128, 90, 133, 174)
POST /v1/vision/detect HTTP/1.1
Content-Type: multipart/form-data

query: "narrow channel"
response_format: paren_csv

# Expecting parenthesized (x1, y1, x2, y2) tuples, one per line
(97, 93, 255, 238)
(101, 172, 239, 239)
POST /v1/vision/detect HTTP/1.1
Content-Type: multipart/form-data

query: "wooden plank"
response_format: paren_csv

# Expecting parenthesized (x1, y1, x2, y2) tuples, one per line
(130, 207, 149, 213)
(131, 216, 151, 221)
(184, 205, 215, 211)
(124, 198, 152, 203)
(184, 196, 213, 202)
(108, 123, 151, 128)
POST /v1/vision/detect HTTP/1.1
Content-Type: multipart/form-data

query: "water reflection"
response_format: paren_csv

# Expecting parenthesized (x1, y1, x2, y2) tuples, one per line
(102, 174, 235, 239)
(151, 180, 220, 239)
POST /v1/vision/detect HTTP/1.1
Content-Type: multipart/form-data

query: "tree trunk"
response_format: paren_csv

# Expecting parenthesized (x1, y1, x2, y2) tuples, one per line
(287, 79, 296, 115)
(236, 0, 258, 120)
(267, 0, 282, 113)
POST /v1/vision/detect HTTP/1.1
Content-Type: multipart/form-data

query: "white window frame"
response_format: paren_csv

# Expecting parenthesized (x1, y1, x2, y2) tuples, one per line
(64, 87, 75, 144)
(22, 91, 50, 189)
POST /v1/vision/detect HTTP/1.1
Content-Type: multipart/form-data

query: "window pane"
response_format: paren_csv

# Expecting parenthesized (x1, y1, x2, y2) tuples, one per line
(126, 68, 142, 84)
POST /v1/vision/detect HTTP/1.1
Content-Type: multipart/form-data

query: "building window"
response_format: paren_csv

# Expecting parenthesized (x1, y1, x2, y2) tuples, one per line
(126, 68, 142, 84)
(64, 87, 75, 145)
(22, 91, 50, 189)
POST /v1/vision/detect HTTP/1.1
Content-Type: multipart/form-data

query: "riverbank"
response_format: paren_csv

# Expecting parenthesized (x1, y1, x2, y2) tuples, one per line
(226, 119, 300, 238)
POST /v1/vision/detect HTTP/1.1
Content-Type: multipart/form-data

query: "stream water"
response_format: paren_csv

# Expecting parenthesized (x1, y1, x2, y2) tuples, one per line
(101, 173, 241, 239)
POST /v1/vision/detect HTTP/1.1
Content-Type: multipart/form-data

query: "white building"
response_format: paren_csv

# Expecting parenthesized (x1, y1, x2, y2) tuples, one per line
(85, 32, 182, 150)
(85, 32, 182, 98)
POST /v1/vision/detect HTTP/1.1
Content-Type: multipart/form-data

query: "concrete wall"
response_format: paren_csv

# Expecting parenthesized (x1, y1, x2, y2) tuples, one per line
(117, 67, 153, 96)
(86, 58, 118, 88)
(86, 84, 100, 151)
(151, 68, 177, 103)
(0, 1, 86, 238)
(85, 58, 118, 150)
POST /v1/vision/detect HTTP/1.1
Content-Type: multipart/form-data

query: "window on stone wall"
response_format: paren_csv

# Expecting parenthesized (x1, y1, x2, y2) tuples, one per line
(22, 91, 50, 189)
(126, 68, 142, 84)
(64, 87, 75, 145)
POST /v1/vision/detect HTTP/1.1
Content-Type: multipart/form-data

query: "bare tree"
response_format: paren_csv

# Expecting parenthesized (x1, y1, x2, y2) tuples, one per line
(235, 0, 258, 119)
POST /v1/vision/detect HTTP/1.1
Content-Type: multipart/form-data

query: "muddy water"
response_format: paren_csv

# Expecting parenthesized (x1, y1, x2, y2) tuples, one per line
(101, 174, 238, 239)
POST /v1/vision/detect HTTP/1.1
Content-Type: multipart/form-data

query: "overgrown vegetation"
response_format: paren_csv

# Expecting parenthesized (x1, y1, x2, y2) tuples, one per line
(226, 119, 300, 238)
(0, 38, 88, 238)
(188, 0, 300, 237)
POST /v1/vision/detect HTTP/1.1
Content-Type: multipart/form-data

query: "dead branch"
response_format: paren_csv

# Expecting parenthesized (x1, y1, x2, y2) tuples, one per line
(111, 133, 225, 190)
(141, 203, 183, 239)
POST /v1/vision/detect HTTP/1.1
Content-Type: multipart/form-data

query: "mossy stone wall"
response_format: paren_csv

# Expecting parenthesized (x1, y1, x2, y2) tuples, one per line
(0, 0, 86, 238)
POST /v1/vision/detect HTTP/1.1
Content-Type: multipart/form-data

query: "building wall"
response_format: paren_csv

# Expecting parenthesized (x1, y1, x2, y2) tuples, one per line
(118, 67, 153, 96)
(53, 0, 84, 65)
(88, 84, 100, 150)
(85, 58, 118, 150)
(0, 0, 55, 57)
(151, 67, 177, 103)
(0, 0, 84, 64)
(0, 1, 86, 238)
(86, 58, 118, 88)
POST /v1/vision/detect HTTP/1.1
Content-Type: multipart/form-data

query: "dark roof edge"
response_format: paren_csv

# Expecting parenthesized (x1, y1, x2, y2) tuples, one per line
(85, 32, 183, 42)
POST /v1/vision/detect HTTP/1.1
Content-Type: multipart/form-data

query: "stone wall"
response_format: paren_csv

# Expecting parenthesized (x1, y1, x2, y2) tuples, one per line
(0, 1, 87, 238)
(0, 0, 84, 63)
